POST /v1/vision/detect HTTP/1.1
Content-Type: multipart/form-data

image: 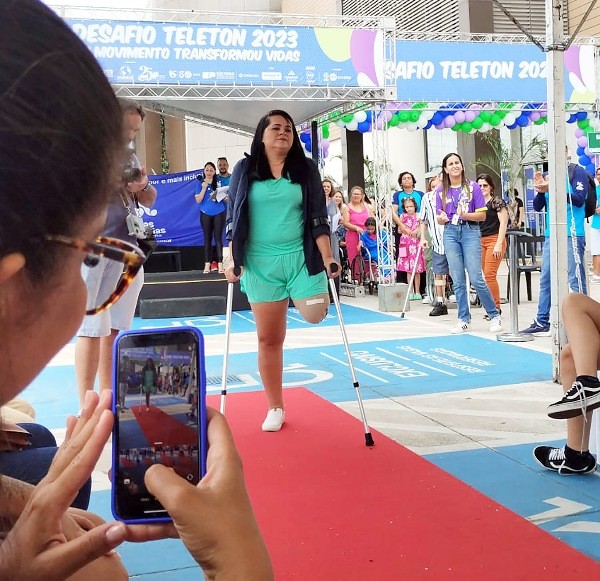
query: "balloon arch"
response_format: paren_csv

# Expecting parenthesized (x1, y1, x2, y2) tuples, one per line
(300, 103, 600, 175)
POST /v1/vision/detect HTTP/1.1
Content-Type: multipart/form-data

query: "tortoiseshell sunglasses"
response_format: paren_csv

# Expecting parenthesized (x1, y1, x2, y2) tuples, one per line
(45, 235, 145, 315)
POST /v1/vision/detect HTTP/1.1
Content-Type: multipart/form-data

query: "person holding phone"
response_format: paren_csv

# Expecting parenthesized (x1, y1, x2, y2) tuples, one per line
(225, 110, 340, 432)
(0, 2, 273, 579)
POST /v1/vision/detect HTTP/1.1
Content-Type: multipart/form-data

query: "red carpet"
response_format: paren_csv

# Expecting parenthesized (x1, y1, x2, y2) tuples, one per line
(208, 388, 600, 579)
(131, 404, 197, 447)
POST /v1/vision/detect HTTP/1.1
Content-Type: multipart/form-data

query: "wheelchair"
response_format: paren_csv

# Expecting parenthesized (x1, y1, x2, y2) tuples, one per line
(350, 247, 379, 295)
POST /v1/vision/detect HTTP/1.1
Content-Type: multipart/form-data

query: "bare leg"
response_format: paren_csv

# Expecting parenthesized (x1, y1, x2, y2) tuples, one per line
(75, 336, 101, 409)
(593, 254, 600, 277)
(435, 275, 446, 300)
(251, 300, 288, 409)
(293, 293, 329, 324)
(414, 273, 421, 295)
(98, 329, 119, 394)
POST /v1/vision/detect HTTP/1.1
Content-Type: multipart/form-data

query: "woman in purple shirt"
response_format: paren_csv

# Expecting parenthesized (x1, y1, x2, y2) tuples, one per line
(436, 153, 502, 334)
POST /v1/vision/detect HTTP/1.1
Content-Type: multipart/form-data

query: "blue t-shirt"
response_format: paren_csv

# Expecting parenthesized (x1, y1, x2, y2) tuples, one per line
(196, 181, 226, 216)
(435, 181, 486, 222)
(393, 190, 422, 214)
(591, 184, 600, 230)
(541, 173, 587, 238)
(218, 175, 231, 187)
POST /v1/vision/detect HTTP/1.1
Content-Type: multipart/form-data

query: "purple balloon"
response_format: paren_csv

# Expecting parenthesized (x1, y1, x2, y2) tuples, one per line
(454, 111, 466, 124)
(464, 111, 477, 122)
(577, 135, 589, 147)
(529, 112, 541, 122)
(321, 139, 330, 149)
(584, 146, 591, 156)
(575, 128, 584, 138)
(444, 116, 456, 129)
(435, 122, 445, 130)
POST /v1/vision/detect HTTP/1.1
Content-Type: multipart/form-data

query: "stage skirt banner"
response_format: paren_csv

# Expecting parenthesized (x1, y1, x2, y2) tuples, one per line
(141, 169, 225, 247)
(392, 41, 595, 104)
(67, 19, 385, 89)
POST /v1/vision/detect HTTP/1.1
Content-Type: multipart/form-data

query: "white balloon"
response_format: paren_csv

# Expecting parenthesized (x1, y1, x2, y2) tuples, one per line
(354, 110, 367, 123)
(346, 120, 359, 131)
(406, 122, 419, 132)
(335, 120, 346, 127)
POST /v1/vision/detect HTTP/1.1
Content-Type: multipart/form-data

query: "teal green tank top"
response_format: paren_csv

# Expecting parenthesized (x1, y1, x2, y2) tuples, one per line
(246, 177, 303, 256)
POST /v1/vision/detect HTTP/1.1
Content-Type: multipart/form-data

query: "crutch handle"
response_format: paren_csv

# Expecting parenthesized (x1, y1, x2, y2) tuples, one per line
(233, 266, 241, 276)
(330, 263, 339, 273)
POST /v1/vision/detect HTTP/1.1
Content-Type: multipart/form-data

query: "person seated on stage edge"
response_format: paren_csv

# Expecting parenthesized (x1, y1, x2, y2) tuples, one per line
(0, 2, 272, 578)
(225, 109, 340, 432)
(534, 292, 600, 475)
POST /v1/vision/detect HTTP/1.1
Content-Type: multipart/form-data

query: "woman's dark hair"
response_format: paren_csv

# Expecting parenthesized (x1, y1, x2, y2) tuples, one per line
(398, 171, 416, 189)
(204, 161, 218, 191)
(441, 152, 469, 210)
(401, 196, 417, 211)
(248, 109, 308, 183)
(143, 358, 156, 372)
(0, 0, 123, 280)
(476, 173, 495, 195)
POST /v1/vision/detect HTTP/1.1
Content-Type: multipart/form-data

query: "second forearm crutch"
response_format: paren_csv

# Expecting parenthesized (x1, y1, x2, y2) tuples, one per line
(220, 266, 240, 415)
(329, 264, 375, 447)
(400, 244, 423, 319)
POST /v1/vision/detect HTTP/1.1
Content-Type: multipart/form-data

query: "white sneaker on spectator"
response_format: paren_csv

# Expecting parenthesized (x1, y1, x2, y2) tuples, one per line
(489, 316, 502, 333)
(422, 295, 432, 304)
(450, 320, 470, 334)
(262, 408, 285, 431)
(448, 294, 457, 303)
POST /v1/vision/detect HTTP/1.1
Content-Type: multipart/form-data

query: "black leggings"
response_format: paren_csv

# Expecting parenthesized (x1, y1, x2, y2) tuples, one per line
(201, 211, 226, 263)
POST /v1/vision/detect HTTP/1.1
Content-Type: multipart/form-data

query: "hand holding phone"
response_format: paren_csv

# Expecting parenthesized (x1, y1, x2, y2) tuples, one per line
(111, 327, 207, 524)
(143, 409, 274, 579)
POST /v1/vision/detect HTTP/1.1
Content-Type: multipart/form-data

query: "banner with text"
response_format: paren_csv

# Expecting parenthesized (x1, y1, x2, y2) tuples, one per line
(141, 169, 222, 247)
(69, 19, 384, 88)
(392, 41, 595, 103)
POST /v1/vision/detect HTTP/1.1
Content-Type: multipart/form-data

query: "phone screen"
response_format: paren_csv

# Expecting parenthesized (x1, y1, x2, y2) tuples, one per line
(112, 328, 206, 523)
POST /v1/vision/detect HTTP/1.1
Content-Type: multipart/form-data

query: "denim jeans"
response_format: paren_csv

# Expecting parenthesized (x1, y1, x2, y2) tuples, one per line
(443, 223, 499, 322)
(0, 423, 91, 509)
(536, 236, 586, 326)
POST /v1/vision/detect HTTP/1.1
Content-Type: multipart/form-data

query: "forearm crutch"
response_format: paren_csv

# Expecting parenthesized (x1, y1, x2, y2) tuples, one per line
(329, 264, 375, 447)
(400, 244, 423, 319)
(220, 266, 240, 415)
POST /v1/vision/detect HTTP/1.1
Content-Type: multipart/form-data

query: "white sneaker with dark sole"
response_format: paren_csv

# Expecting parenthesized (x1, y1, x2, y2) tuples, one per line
(262, 408, 285, 431)
(450, 320, 470, 334)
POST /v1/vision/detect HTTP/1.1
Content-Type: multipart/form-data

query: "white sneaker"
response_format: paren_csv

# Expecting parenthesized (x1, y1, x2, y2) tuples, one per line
(422, 295, 432, 304)
(450, 320, 470, 334)
(262, 408, 285, 432)
(448, 294, 457, 303)
(489, 316, 502, 333)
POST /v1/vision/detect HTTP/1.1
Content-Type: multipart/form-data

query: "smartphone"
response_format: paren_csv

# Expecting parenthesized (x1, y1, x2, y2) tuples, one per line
(111, 326, 207, 523)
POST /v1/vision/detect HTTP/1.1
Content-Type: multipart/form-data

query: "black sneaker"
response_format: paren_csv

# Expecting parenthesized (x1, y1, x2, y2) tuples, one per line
(520, 320, 551, 337)
(429, 302, 448, 317)
(547, 375, 600, 419)
(533, 445, 596, 475)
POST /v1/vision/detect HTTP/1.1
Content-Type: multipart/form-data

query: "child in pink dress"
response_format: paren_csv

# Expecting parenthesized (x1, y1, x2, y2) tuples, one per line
(397, 197, 425, 299)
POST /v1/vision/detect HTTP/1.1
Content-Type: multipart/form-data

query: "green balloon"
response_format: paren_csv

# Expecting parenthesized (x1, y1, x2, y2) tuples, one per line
(461, 122, 472, 132)
(534, 118, 545, 125)
(398, 111, 410, 123)
(388, 115, 400, 127)
(578, 119, 590, 129)
(479, 111, 491, 122)
(409, 111, 420, 122)
(342, 114, 354, 123)
(322, 124, 330, 139)
(451, 124, 460, 132)
(496, 110, 507, 120)
(489, 114, 501, 126)
(471, 117, 483, 129)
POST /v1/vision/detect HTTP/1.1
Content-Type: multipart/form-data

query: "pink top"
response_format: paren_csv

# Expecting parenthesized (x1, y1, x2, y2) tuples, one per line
(348, 205, 370, 230)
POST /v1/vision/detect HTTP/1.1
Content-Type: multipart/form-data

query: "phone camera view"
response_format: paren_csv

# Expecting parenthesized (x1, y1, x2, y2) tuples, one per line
(114, 331, 201, 521)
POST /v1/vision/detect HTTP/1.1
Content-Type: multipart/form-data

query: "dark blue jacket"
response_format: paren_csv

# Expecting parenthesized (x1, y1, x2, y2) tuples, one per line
(226, 155, 330, 275)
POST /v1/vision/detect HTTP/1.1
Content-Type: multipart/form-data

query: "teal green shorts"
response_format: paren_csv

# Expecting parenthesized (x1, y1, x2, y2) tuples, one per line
(241, 249, 327, 304)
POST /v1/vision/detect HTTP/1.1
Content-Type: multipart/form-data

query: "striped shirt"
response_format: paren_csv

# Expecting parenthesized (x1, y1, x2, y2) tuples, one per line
(418, 190, 445, 255)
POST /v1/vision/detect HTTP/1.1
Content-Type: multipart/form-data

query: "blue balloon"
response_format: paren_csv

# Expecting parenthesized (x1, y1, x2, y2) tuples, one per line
(587, 163, 596, 174)
(364, 110, 373, 123)
(567, 113, 578, 123)
(576, 111, 588, 120)
(300, 132, 310, 143)
(431, 113, 443, 125)
(516, 116, 530, 127)
(577, 146, 586, 156)
(506, 122, 518, 130)
(424, 120, 433, 130)
(579, 155, 592, 166)
(357, 120, 371, 133)
(304, 138, 312, 151)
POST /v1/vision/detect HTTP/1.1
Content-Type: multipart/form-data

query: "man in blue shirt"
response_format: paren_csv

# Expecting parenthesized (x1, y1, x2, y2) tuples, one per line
(520, 163, 589, 336)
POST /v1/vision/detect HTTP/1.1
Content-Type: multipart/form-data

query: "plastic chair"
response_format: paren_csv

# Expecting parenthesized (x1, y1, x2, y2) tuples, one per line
(506, 232, 544, 302)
